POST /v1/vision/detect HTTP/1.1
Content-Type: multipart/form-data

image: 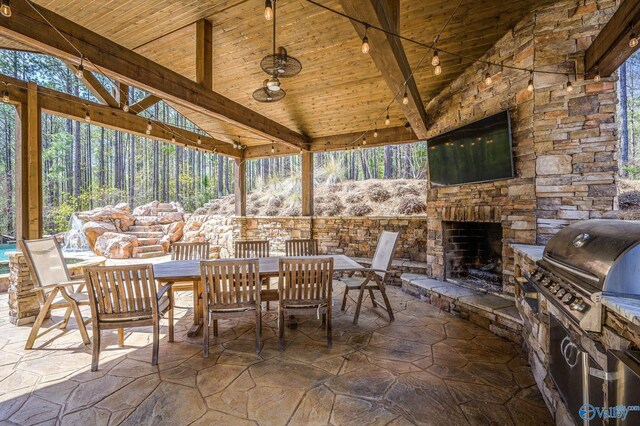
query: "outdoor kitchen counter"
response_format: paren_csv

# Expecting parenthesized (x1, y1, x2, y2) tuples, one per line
(511, 244, 544, 263)
(602, 296, 640, 327)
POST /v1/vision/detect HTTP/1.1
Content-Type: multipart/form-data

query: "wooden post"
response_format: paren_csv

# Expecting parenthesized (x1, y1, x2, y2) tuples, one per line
(196, 19, 213, 90)
(234, 159, 246, 217)
(16, 82, 42, 240)
(301, 152, 314, 216)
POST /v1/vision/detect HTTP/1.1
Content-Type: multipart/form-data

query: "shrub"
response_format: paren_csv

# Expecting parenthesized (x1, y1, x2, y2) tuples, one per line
(619, 191, 640, 210)
(267, 196, 283, 209)
(396, 197, 427, 215)
(398, 185, 420, 196)
(264, 206, 279, 216)
(319, 195, 344, 216)
(285, 205, 301, 216)
(348, 203, 373, 216)
(345, 193, 363, 204)
(249, 207, 260, 215)
(368, 185, 391, 202)
(249, 193, 260, 202)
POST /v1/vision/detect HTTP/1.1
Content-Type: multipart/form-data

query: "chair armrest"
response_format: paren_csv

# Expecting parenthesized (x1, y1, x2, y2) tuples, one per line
(157, 283, 172, 299)
(354, 268, 390, 275)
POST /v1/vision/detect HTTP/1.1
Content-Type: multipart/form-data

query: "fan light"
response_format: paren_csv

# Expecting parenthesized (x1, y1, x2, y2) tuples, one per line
(266, 76, 281, 91)
(261, 47, 301, 78)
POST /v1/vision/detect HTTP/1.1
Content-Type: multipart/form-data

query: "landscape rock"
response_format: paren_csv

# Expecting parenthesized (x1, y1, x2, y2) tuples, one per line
(83, 221, 116, 249)
(94, 232, 139, 259)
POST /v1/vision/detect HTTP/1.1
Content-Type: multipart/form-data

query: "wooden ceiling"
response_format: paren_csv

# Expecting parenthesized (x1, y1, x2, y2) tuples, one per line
(3, 0, 556, 148)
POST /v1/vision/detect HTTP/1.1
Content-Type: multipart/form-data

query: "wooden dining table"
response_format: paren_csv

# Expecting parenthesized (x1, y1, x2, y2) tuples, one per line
(153, 254, 366, 336)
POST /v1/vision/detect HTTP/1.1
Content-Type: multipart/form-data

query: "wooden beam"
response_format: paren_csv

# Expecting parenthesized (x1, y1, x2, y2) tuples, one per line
(339, 0, 428, 139)
(0, 73, 240, 158)
(585, 0, 640, 77)
(129, 95, 162, 114)
(196, 19, 213, 90)
(234, 159, 246, 217)
(244, 126, 418, 159)
(118, 82, 129, 110)
(15, 82, 42, 240)
(301, 152, 314, 216)
(64, 62, 119, 108)
(0, 0, 309, 150)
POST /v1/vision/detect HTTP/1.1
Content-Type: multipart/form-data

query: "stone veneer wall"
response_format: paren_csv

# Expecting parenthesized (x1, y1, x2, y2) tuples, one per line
(423, 0, 619, 295)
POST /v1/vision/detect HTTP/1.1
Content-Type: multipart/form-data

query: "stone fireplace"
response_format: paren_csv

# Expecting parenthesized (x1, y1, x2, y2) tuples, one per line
(443, 221, 503, 289)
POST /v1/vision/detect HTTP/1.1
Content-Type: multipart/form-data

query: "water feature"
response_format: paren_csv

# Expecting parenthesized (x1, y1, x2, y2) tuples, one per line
(63, 213, 90, 252)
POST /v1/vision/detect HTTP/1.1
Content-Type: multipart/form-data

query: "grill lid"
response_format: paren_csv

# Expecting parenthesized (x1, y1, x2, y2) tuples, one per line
(539, 220, 640, 294)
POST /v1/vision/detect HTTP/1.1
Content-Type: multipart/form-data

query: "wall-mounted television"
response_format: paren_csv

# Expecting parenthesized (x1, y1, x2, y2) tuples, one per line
(427, 110, 514, 186)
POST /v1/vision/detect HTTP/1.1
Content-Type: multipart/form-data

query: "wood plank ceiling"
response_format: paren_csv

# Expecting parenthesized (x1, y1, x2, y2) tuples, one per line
(1, 0, 556, 149)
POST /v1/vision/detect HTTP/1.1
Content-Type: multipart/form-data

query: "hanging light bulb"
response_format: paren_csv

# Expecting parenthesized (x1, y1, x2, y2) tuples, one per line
(402, 90, 409, 105)
(197, 136, 202, 145)
(527, 72, 534, 92)
(566, 80, 574, 93)
(271, 143, 275, 153)
(484, 72, 492, 86)
(213, 148, 218, 154)
(1, 0, 11, 17)
(385, 109, 390, 126)
(75, 56, 85, 79)
(594, 69, 601, 83)
(264, 0, 273, 21)
(146, 120, 152, 135)
(630, 32, 639, 48)
(171, 135, 176, 144)
(361, 25, 370, 54)
(122, 103, 129, 112)
(1, 85, 9, 103)
(84, 110, 91, 123)
(266, 75, 281, 91)
(374, 128, 378, 138)
(299, 149, 303, 155)
(434, 64, 442, 76)
(431, 49, 440, 67)
(362, 136, 367, 145)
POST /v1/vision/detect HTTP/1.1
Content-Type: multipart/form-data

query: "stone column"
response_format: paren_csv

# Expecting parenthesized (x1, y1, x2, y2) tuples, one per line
(7, 252, 40, 325)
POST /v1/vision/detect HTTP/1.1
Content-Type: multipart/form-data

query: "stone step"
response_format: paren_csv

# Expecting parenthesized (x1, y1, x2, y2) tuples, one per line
(126, 231, 164, 239)
(137, 238, 160, 246)
(128, 225, 163, 232)
(133, 244, 164, 254)
(133, 251, 166, 259)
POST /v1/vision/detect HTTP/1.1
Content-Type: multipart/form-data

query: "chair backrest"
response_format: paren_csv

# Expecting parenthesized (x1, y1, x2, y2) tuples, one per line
(285, 239, 318, 256)
(172, 242, 210, 260)
(235, 240, 269, 258)
(370, 231, 400, 279)
(84, 265, 158, 321)
(279, 257, 334, 304)
(20, 237, 71, 288)
(200, 259, 261, 307)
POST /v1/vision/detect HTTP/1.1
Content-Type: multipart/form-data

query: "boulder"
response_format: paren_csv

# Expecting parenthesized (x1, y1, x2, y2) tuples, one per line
(83, 221, 116, 249)
(158, 211, 184, 224)
(94, 232, 139, 259)
(77, 205, 134, 225)
(163, 221, 185, 243)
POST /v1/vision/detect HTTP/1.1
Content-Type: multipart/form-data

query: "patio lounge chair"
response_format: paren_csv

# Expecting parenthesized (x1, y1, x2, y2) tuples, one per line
(20, 237, 91, 350)
(339, 231, 398, 325)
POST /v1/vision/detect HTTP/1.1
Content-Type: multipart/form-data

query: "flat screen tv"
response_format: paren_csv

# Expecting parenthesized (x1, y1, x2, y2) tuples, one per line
(427, 110, 514, 186)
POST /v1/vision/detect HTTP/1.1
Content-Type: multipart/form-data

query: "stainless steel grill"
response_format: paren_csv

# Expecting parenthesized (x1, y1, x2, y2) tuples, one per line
(527, 220, 640, 332)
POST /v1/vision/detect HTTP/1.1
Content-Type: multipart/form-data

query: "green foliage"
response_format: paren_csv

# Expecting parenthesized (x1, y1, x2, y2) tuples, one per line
(623, 164, 640, 179)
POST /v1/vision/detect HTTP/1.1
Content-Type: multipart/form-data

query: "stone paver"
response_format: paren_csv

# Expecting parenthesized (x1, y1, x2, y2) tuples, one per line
(0, 282, 553, 425)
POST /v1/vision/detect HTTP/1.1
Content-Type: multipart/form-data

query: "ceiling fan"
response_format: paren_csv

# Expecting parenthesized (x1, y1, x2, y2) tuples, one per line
(252, 0, 301, 103)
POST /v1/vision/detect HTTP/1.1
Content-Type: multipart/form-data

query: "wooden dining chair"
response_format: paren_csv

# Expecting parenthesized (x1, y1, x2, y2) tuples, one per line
(235, 240, 271, 309)
(84, 264, 174, 371)
(339, 231, 398, 325)
(170, 242, 210, 317)
(235, 240, 270, 258)
(285, 239, 319, 256)
(200, 259, 262, 356)
(278, 257, 334, 350)
(20, 237, 91, 350)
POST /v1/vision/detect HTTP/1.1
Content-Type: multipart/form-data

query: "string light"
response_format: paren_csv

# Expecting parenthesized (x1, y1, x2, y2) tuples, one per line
(122, 103, 129, 112)
(145, 120, 152, 135)
(362, 136, 366, 145)
(361, 24, 370, 54)
(630, 32, 638, 48)
(0, 0, 11, 17)
(264, 0, 273, 21)
(213, 148, 218, 154)
(527, 72, 534, 92)
(1, 84, 8, 103)
(75, 56, 84, 79)
(434, 64, 442, 76)
(594, 68, 601, 83)
(373, 128, 378, 138)
(84, 110, 91, 123)
(271, 143, 275, 153)
(402, 89, 409, 105)
(566, 80, 574, 93)
(484, 72, 492, 86)
(431, 49, 440, 66)
(171, 135, 176, 144)
(385, 108, 390, 126)
(197, 136, 202, 145)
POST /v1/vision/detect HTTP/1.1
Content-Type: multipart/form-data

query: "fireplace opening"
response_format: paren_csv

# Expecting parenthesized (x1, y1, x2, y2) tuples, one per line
(443, 221, 503, 291)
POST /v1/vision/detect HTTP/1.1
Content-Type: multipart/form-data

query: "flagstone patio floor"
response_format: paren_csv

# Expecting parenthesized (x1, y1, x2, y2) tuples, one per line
(0, 282, 553, 425)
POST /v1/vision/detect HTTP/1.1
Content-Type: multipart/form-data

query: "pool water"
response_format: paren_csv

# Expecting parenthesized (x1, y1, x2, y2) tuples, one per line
(0, 243, 85, 275)
(0, 243, 16, 262)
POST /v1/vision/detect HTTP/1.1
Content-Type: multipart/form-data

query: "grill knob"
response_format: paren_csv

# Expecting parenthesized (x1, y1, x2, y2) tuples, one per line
(542, 278, 551, 287)
(570, 298, 586, 312)
(556, 288, 567, 298)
